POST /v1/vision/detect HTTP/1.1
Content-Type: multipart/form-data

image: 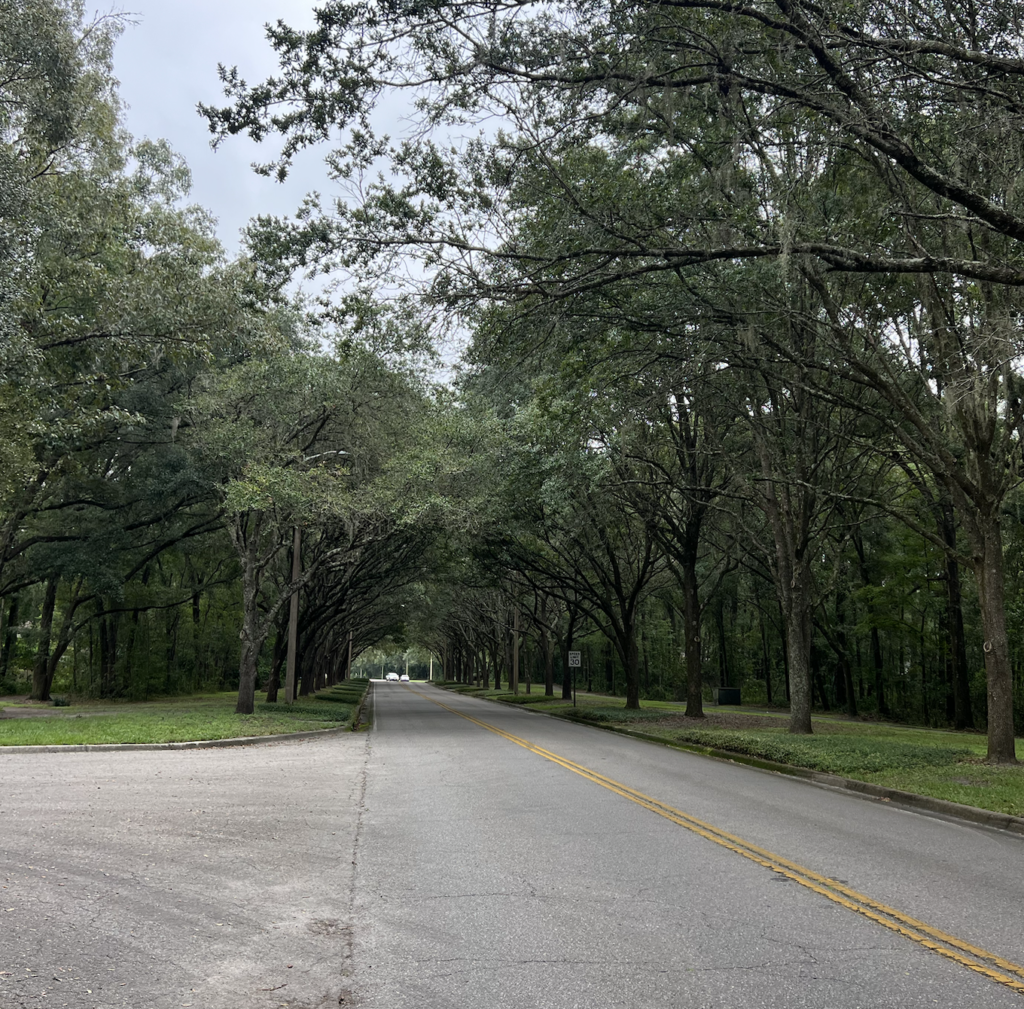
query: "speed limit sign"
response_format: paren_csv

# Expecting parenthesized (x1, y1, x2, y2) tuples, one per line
(568, 651, 581, 667)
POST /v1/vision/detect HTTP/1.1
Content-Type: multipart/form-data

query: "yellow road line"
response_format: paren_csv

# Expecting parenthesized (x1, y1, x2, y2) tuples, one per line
(408, 687, 1024, 996)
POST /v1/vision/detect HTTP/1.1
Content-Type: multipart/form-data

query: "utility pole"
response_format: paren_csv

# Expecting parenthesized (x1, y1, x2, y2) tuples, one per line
(284, 526, 301, 704)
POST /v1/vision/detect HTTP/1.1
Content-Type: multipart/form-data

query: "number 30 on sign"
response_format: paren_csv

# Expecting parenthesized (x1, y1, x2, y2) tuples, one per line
(568, 651, 581, 667)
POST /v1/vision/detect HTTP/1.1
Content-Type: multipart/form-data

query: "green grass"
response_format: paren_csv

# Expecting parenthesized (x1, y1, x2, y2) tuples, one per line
(670, 728, 975, 774)
(551, 701, 1024, 817)
(0, 684, 368, 746)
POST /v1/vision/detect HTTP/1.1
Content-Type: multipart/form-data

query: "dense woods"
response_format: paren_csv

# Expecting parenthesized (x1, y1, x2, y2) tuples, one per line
(4, 0, 1024, 761)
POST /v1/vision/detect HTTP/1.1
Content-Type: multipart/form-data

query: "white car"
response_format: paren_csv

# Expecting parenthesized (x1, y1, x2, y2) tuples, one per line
(399, 673, 410, 682)
(385, 672, 400, 682)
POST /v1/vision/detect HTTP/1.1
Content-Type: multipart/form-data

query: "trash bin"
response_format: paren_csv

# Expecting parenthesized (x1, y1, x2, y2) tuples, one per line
(715, 687, 741, 705)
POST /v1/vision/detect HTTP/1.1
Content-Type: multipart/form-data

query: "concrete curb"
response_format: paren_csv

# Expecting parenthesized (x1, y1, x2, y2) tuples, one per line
(431, 687, 1024, 838)
(0, 685, 373, 754)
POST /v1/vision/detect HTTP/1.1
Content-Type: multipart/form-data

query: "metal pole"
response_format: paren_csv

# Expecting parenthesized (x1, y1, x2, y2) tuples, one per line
(284, 525, 301, 704)
(347, 629, 353, 681)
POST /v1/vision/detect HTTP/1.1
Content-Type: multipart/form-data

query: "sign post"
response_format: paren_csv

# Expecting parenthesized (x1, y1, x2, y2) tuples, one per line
(568, 650, 581, 708)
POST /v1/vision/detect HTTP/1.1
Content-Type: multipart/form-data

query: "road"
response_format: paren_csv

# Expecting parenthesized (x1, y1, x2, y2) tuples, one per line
(357, 683, 1024, 1008)
(2, 683, 1023, 1008)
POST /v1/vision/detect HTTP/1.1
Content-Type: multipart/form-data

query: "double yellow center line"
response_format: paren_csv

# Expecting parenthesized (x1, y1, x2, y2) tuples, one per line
(410, 687, 1024, 996)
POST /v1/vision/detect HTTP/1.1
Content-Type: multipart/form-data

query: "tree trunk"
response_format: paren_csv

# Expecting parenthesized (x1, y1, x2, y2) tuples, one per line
(682, 562, 704, 717)
(622, 627, 641, 710)
(100, 611, 119, 699)
(541, 623, 554, 697)
(835, 583, 857, 718)
(971, 514, 1017, 763)
(236, 635, 259, 714)
(30, 578, 58, 701)
(760, 608, 773, 706)
(781, 562, 814, 734)
(0, 595, 18, 681)
(235, 540, 262, 714)
(265, 625, 284, 703)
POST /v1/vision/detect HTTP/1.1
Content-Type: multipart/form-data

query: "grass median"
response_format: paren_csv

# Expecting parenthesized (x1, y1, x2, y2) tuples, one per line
(435, 683, 1024, 818)
(0, 681, 369, 746)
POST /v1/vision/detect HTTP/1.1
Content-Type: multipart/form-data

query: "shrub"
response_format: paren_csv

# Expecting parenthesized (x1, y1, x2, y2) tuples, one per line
(673, 729, 974, 775)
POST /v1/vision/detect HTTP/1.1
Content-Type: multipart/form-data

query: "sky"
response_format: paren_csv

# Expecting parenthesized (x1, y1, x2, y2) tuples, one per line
(93, 0, 331, 254)
(89, 0, 469, 369)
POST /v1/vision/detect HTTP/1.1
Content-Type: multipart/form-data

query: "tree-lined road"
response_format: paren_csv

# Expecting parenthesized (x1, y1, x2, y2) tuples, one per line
(3, 685, 1023, 1008)
(358, 684, 1024, 1008)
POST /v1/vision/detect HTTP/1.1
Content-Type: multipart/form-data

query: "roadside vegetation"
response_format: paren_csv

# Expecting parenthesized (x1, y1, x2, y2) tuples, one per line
(0, 681, 368, 746)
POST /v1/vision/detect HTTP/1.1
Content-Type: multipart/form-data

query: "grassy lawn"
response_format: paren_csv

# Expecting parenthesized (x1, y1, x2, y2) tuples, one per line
(435, 682, 1024, 818)
(0, 681, 369, 746)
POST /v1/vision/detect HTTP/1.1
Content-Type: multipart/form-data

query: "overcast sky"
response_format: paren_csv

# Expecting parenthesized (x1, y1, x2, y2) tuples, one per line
(94, 0, 332, 254)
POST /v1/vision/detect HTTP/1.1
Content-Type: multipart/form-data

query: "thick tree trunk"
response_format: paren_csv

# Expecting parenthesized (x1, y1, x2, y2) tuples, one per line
(972, 515, 1017, 763)
(235, 545, 262, 714)
(30, 578, 58, 701)
(623, 629, 641, 710)
(236, 635, 259, 714)
(681, 562, 704, 717)
(779, 559, 814, 734)
(541, 624, 554, 697)
(0, 595, 18, 681)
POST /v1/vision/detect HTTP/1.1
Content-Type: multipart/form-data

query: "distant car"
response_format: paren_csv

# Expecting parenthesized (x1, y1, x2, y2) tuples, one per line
(385, 672, 400, 682)
(399, 673, 410, 682)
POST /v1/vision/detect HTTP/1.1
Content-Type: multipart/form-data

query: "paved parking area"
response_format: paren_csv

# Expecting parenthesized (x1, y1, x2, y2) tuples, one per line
(0, 733, 369, 1009)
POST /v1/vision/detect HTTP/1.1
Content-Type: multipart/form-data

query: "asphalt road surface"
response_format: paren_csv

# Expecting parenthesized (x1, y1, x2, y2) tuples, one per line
(4, 683, 1024, 1008)
(1, 733, 368, 1009)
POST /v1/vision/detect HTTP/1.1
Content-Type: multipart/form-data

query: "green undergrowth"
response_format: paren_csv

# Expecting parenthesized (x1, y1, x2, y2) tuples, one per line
(670, 729, 974, 775)
(435, 682, 565, 704)
(0, 687, 367, 746)
(559, 705, 1024, 817)
(572, 706, 680, 723)
(491, 691, 555, 704)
